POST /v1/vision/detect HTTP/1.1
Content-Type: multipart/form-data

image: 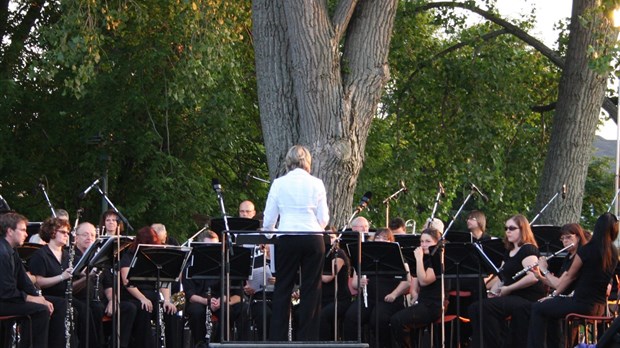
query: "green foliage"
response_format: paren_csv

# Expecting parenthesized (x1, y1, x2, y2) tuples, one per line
(357, 2, 560, 235)
(582, 156, 615, 229)
(1, 0, 268, 240)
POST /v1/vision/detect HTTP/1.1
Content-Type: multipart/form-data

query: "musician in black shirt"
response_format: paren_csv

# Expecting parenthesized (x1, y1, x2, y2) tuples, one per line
(468, 214, 545, 348)
(390, 228, 443, 348)
(29, 217, 89, 348)
(527, 213, 619, 348)
(0, 212, 53, 348)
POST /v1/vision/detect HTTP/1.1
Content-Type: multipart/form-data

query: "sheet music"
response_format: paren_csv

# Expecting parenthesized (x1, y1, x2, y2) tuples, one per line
(247, 266, 274, 293)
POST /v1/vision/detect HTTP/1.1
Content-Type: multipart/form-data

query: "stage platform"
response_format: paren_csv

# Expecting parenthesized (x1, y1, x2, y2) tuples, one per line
(211, 342, 368, 347)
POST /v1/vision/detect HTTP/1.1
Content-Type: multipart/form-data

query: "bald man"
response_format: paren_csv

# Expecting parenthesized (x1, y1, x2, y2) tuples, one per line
(239, 200, 257, 219)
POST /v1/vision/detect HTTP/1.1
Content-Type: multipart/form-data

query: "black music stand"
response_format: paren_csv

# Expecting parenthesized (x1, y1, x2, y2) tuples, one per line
(128, 244, 191, 348)
(88, 236, 133, 348)
(186, 243, 252, 281)
(445, 231, 475, 243)
(210, 218, 260, 241)
(347, 241, 407, 347)
(394, 234, 421, 248)
(532, 225, 563, 254)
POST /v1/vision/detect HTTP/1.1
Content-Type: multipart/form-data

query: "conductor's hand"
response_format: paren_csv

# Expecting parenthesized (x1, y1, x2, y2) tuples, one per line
(163, 300, 177, 315)
(413, 247, 424, 260)
(139, 297, 153, 312)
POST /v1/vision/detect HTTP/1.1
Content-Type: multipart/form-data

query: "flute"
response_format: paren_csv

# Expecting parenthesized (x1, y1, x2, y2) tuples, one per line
(512, 243, 574, 280)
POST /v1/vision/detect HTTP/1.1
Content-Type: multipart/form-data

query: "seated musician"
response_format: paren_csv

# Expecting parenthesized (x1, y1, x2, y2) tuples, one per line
(119, 226, 177, 348)
(390, 227, 443, 348)
(183, 230, 243, 346)
(342, 228, 410, 348)
(467, 214, 545, 348)
(72, 222, 105, 348)
(29, 217, 89, 348)
(527, 213, 619, 348)
(319, 229, 352, 341)
(524, 223, 587, 347)
(242, 243, 273, 340)
(0, 212, 53, 348)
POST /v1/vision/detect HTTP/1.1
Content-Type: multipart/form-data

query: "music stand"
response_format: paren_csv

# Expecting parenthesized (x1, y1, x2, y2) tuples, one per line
(532, 225, 563, 254)
(127, 244, 191, 348)
(186, 243, 252, 281)
(210, 218, 260, 241)
(445, 231, 475, 243)
(440, 242, 497, 345)
(347, 241, 407, 347)
(394, 234, 421, 248)
(87, 236, 133, 348)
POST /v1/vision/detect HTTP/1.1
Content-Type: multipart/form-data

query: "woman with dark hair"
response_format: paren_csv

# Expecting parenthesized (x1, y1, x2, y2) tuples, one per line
(343, 227, 410, 347)
(468, 214, 545, 348)
(120, 226, 177, 348)
(527, 213, 619, 348)
(29, 217, 88, 348)
(99, 209, 125, 236)
(390, 228, 443, 348)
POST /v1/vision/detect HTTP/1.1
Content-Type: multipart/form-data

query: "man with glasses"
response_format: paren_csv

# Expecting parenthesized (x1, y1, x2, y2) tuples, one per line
(73, 222, 106, 348)
(0, 212, 53, 348)
(239, 200, 257, 219)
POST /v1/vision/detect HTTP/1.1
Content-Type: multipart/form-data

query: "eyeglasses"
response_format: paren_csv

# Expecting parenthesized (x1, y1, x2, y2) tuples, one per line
(505, 226, 519, 231)
(55, 230, 70, 235)
(559, 235, 574, 241)
(468, 217, 477, 221)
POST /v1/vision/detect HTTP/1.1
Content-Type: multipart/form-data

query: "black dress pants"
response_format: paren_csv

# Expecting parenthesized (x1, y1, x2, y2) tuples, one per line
(0, 300, 50, 348)
(269, 235, 324, 341)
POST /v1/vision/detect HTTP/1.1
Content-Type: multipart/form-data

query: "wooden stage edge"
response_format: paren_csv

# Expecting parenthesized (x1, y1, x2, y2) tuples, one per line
(210, 342, 369, 347)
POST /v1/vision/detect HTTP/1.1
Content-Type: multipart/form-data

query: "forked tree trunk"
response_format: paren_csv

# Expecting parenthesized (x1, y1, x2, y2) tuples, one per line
(253, 0, 398, 226)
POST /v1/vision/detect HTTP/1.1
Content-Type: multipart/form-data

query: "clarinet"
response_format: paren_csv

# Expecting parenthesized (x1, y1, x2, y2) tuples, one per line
(65, 209, 81, 347)
(205, 288, 212, 343)
(158, 291, 166, 348)
(65, 238, 75, 348)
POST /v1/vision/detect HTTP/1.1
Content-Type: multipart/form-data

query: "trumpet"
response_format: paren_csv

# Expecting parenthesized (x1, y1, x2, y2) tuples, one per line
(512, 243, 574, 280)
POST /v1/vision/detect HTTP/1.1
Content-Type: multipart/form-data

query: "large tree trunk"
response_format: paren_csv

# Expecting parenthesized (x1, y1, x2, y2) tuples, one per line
(536, 0, 614, 225)
(253, 0, 398, 226)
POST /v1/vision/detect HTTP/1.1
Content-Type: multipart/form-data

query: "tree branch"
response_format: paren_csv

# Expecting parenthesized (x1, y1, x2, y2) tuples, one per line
(1, 0, 44, 78)
(411, 1, 618, 122)
(332, 0, 358, 44)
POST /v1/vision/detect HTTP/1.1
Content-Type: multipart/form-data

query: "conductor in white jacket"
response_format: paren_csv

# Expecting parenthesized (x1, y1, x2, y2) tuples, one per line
(262, 145, 329, 341)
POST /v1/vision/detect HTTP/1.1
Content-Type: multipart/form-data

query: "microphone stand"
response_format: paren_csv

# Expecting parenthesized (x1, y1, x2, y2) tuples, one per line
(429, 184, 444, 222)
(213, 189, 233, 342)
(432, 189, 475, 348)
(39, 182, 57, 217)
(182, 225, 209, 247)
(607, 188, 620, 212)
(382, 183, 407, 226)
(93, 185, 134, 232)
(339, 208, 364, 343)
(530, 188, 562, 225)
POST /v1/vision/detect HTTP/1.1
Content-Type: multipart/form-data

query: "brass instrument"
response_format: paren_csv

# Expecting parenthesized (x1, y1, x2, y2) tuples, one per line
(512, 243, 575, 280)
(171, 291, 186, 311)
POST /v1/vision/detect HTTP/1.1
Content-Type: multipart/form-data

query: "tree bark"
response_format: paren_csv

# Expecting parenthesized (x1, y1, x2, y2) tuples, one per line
(253, 0, 398, 226)
(535, 0, 614, 225)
